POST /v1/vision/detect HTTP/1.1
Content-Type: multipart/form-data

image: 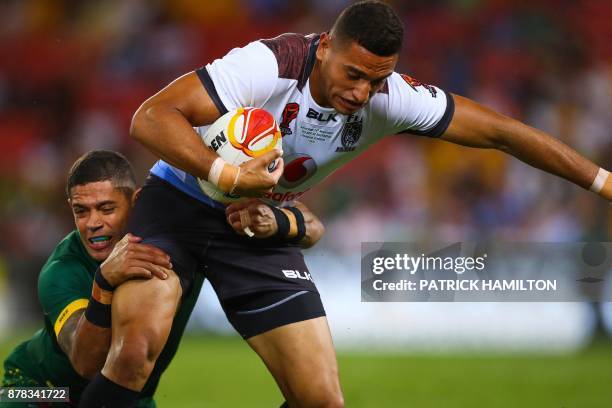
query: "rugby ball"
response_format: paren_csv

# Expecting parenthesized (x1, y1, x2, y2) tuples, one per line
(197, 107, 282, 203)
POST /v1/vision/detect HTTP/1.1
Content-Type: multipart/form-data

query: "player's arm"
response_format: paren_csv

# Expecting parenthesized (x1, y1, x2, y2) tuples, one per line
(55, 234, 172, 379)
(56, 309, 110, 379)
(441, 95, 612, 200)
(130, 72, 222, 179)
(130, 72, 282, 197)
(225, 199, 325, 248)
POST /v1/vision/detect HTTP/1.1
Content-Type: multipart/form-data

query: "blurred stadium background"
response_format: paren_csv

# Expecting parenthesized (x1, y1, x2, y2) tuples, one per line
(1, 0, 612, 406)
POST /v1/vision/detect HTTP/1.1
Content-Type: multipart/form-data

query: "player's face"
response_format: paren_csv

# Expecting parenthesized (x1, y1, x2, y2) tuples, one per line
(69, 181, 134, 262)
(314, 33, 398, 115)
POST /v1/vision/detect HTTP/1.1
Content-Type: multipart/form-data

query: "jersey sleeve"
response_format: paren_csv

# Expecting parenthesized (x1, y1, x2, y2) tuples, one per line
(38, 259, 91, 338)
(195, 41, 280, 114)
(382, 72, 455, 137)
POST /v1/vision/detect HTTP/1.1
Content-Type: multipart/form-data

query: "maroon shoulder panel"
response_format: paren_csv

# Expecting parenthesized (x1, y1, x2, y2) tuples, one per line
(261, 33, 319, 91)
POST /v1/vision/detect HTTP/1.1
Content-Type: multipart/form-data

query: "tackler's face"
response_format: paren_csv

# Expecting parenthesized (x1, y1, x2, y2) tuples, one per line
(69, 180, 134, 262)
(314, 32, 398, 115)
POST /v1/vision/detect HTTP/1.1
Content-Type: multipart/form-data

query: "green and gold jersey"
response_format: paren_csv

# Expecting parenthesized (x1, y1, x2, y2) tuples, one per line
(2, 231, 204, 406)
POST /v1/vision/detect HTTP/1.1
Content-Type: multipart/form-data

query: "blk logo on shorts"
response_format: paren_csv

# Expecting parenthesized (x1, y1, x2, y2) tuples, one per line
(282, 269, 312, 281)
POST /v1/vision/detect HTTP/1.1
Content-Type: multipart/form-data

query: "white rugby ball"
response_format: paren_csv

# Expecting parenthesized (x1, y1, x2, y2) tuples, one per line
(197, 107, 282, 203)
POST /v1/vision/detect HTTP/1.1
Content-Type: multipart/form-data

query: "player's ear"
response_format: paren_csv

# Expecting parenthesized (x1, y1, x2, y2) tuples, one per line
(131, 188, 142, 205)
(316, 32, 331, 61)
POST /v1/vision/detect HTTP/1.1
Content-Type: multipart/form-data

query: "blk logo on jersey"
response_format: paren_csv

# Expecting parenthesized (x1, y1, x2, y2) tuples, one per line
(400, 74, 437, 98)
(336, 115, 363, 152)
(279, 153, 317, 188)
(280, 103, 299, 136)
(306, 108, 337, 122)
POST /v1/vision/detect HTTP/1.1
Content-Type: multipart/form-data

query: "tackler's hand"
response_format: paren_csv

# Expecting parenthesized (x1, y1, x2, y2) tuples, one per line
(225, 199, 278, 238)
(99, 233, 172, 287)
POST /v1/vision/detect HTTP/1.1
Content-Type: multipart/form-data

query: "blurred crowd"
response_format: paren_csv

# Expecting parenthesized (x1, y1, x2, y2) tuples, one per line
(1, 0, 611, 324)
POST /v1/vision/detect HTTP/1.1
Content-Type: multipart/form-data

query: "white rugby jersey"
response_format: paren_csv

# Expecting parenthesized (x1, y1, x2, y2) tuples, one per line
(151, 33, 454, 208)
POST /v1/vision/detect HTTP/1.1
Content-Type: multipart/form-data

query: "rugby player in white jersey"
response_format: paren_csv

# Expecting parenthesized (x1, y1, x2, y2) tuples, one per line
(78, 1, 612, 407)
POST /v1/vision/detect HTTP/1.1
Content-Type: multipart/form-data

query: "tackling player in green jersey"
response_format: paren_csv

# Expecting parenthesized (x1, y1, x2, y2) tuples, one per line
(1, 150, 203, 407)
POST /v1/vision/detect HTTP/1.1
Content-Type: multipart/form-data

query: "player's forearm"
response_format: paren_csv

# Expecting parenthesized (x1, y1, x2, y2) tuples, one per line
(68, 316, 111, 379)
(443, 95, 604, 194)
(131, 104, 216, 179)
(293, 202, 325, 249)
(68, 269, 113, 378)
(493, 118, 600, 190)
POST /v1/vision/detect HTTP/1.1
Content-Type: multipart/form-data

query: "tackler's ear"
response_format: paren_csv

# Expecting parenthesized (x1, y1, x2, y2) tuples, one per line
(132, 188, 142, 205)
(67, 187, 73, 206)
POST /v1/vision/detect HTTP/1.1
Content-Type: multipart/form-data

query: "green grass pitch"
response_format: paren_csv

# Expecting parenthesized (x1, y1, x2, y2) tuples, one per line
(2, 333, 611, 407)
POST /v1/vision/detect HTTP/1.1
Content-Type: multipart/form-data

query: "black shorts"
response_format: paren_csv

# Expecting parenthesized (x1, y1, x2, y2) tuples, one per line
(223, 290, 325, 339)
(127, 175, 325, 336)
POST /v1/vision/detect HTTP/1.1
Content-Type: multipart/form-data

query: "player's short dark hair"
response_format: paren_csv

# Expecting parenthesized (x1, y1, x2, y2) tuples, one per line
(331, 1, 404, 56)
(66, 150, 136, 198)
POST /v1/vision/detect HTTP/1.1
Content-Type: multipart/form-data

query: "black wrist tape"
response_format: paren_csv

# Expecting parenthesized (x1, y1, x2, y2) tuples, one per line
(269, 205, 290, 238)
(85, 298, 111, 328)
(285, 206, 306, 242)
(94, 267, 114, 291)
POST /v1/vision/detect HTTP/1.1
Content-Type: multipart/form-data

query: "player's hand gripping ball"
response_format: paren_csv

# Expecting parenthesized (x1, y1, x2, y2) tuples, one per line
(198, 107, 282, 202)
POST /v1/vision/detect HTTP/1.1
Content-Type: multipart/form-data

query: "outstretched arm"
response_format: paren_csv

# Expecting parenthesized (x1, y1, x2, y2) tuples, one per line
(441, 95, 611, 200)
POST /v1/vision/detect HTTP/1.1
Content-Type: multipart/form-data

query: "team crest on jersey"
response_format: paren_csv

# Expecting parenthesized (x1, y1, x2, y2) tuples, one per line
(400, 74, 437, 98)
(336, 115, 363, 152)
(280, 103, 299, 136)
